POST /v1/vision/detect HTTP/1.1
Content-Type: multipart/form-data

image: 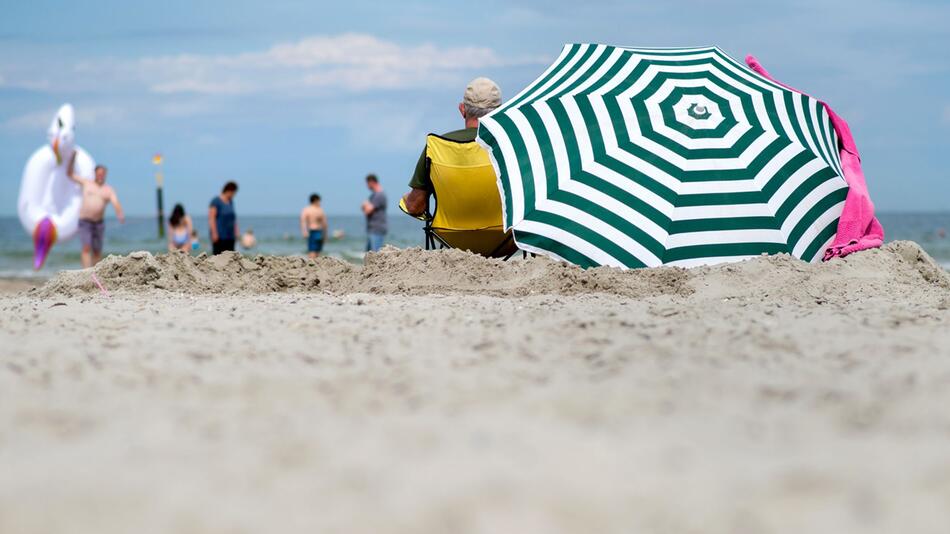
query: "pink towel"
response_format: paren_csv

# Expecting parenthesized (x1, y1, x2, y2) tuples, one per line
(746, 55, 884, 260)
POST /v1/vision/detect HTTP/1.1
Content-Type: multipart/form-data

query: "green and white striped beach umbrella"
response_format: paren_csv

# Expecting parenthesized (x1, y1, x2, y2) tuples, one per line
(477, 44, 848, 268)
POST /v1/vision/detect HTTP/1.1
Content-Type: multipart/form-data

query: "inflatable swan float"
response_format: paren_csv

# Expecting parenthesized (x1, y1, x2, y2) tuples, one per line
(17, 104, 95, 270)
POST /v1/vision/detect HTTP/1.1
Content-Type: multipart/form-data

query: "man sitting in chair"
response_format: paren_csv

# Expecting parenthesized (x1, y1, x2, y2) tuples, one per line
(401, 77, 502, 216)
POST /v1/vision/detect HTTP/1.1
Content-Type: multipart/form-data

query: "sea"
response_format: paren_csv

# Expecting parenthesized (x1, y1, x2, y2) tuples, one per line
(1, 213, 948, 279)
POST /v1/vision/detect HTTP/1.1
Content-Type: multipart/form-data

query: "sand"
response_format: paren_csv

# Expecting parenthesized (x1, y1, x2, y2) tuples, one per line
(0, 276, 45, 296)
(2, 242, 950, 533)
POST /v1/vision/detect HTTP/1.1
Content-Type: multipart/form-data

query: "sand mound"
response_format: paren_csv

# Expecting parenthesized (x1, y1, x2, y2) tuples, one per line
(38, 251, 354, 296)
(35, 241, 949, 300)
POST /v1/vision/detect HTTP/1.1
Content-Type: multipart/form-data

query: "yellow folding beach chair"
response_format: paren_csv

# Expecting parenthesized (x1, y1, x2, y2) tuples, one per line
(400, 134, 519, 259)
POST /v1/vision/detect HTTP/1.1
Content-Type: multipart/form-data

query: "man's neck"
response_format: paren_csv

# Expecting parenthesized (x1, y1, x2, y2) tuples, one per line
(464, 117, 479, 129)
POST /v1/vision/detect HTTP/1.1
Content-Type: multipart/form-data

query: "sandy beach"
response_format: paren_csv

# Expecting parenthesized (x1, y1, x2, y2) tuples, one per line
(2, 243, 950, 533)
(0, 277, 45, 295)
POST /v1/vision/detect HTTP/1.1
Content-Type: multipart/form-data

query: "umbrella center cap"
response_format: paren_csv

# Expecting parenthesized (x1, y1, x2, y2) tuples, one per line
(688, 103, 711, 120)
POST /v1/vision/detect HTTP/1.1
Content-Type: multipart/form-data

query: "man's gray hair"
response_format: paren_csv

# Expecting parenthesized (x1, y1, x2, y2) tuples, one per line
(463, 103, 497, 119)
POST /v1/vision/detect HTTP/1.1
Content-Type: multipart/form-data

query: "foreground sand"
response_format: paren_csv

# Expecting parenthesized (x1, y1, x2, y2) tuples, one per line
(2, 244, 950, 533)
(0, 277, 44, 295)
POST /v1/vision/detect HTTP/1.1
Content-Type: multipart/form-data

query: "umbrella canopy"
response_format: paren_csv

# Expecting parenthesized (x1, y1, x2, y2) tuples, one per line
(477, 45, 848, 268)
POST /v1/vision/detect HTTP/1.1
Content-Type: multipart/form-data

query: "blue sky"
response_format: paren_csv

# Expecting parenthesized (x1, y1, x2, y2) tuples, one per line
(1, 0, 948, 215)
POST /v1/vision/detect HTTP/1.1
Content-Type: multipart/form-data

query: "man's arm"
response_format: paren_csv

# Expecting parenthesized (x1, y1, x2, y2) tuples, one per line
(208, 205, 219, 242)
(402, 188, 428, 217)
(109, 188, 125, 223)
(361, 200, 374, 216)
(300, 210, 308, 237)
(65, 153, 86, 186)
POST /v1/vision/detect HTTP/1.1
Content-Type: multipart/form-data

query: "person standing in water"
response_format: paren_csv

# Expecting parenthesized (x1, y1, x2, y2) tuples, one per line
(362, 174, 387, 252)
(300, 193, 328, 258)
(167, 204, 193, 252)
(208, 181, 239, 254)
(67, 153, 125, 268)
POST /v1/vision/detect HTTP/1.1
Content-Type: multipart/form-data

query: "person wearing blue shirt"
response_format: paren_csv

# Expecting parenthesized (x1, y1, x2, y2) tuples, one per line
(208, 181, 239, 254)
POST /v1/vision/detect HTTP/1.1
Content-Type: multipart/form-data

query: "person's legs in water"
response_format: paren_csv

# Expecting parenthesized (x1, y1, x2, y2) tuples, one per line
(366, 232, 385, 252)
(78, 219, 103, 268)
(91, 225, 103, 265)
(307, 229, 323, 259)
(91, 220, 105, 265)
(80, 245, 92, 268)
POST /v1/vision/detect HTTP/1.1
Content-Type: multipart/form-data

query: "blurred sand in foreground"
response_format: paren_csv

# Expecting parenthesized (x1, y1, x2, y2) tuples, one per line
(2, 243, 950, 534)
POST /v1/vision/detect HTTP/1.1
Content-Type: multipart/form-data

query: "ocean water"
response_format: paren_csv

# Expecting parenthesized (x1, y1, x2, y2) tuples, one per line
(0, 213, 947, 278)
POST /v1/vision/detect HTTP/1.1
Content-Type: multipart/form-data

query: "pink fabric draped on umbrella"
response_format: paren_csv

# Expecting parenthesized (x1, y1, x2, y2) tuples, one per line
(745, 55, 884, 260)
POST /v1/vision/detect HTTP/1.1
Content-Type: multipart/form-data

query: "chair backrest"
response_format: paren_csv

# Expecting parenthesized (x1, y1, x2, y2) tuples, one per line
(426, 134, 504, 231)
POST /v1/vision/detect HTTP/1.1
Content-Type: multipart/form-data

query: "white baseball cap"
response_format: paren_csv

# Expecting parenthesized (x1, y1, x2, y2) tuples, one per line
(463, 77, 502, 110)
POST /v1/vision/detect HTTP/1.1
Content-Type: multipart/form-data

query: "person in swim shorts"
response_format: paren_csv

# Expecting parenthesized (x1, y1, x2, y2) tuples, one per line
(299, 193, 327, 258)
(67, 153, 125, 267)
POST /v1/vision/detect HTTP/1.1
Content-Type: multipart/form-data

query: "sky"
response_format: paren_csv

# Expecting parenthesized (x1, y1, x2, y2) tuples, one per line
(1, 0, 948, 216)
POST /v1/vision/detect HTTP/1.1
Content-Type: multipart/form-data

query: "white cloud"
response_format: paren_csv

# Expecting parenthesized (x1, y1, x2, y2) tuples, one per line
(2, 105, 127, 132)
(307, 99, 431, 153)
(64, 33, 540, 96)
(1, 110, 52, 131)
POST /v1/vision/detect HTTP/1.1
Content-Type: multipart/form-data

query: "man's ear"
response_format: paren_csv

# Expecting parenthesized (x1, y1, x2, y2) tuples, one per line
(459, 103, 466, 119)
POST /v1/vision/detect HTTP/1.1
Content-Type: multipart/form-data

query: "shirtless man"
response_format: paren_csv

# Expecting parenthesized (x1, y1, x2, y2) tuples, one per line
(299, 193, 327, 258)
(67, 153, 125, 267)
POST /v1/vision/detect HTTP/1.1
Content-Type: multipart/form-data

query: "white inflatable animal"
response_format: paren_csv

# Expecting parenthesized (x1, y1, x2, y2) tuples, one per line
(17, 104, 95, 270)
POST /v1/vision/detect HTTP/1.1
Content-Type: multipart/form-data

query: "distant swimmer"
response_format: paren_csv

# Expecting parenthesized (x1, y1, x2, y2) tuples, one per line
(241, 228, 257, 250)
(300, 193, 328, 258)
(67, 153, 125, 268)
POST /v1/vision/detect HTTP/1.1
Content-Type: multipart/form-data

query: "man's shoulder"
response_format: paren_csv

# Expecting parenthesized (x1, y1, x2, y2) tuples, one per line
(438, 127, 478, 142)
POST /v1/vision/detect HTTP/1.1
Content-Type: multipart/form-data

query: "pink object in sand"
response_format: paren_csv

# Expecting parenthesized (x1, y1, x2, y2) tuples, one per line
(91, 272, 110, 297)
(745, 55, 884, 260)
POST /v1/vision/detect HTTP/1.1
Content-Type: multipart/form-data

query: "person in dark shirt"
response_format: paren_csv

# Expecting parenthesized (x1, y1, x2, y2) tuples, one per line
(208, 181, 239, 254)
(401, 77, 502, 216)
(362, 174, 387, 252)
